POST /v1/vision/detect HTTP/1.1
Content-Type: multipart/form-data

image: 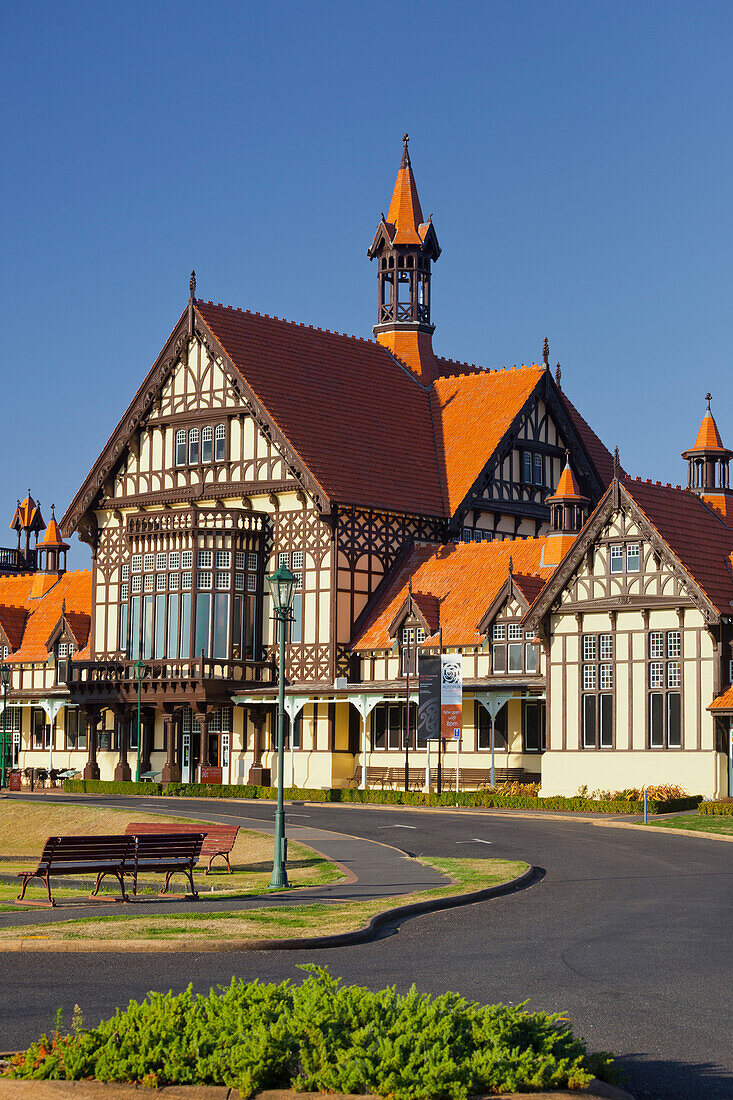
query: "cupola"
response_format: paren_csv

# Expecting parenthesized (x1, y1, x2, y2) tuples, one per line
(10, 491, 45, 558)
(36, 505, 69, 575)
(367, 135, 441, 383)
(682, 394, 733, 501)
(543, 455, 589, 566)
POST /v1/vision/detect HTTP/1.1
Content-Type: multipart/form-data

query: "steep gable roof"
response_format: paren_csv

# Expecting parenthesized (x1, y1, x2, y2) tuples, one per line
(0, 570, 92, 663)
(353, 537, 554, 650)
(557, 389, 617, 488)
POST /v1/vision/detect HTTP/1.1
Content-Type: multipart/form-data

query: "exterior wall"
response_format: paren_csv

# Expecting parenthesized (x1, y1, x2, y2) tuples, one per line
(541, 750, 725, 799)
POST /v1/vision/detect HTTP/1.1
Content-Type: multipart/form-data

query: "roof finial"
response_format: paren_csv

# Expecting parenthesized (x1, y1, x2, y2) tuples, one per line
(555, 362, 561, 387)
(50, 503, 55, 518)
(613, 445, 620, 477)
(706, 391, 712, 410)
(401, 132, 410, 168)
(508, 554, 513, 576)
(564, 449, 570, 466)
(61, 598, 66, 614)
(189, 270, 196, 300)
(542, 337, 549, 366)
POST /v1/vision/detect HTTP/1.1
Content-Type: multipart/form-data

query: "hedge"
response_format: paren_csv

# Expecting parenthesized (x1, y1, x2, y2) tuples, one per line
(161, 781, 702, 814)
(63, 778, 163, 796)
(699, 800, 733, 815)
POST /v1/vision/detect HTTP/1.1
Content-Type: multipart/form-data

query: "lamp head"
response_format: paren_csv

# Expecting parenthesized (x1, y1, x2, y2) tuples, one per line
(0, 664, 10, 689)
(266, 563, 296, 615)
(133, 659, 147, 682)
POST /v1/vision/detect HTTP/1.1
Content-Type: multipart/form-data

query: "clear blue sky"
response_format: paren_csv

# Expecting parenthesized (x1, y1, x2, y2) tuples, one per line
(2, 1, 732, 565)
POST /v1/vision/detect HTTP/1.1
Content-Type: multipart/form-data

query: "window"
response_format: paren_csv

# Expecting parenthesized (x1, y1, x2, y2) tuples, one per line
(168, 573, 179, 590)
(278, 552, 290, 567)
(65, 709, 86, 750)
(181, 550, 193, 570)
(215, 550, 231, 569)
(599, 634, 613, 660)
(508, 642, 523, 673)
(143, 553, 154, 571)
(168, 552, 179, 569)
(522, 452, 532, 484)
(131, 554, 142, 573)
(188, 427, 200, 464)
(400, 626, 426, 675)
(291, 592, 303, 644)
(648, 630, 683, 748)
(583, 664, 596, 690)
(121, 564, 129, 581)
(610, 545, 623, 573)
(156, 552, 167, 571)
(156, 573, 167, 591)
(582, 631, 613, 748)
(523, 701, 545, 751)
(583, 635, 597, 661)
(372, 703, 418, 750)
(131, 575, 142, 594)
(202, 426, 213, 463)
(473, 530, 482, 543)
(236, 551, 246, 570)
(462, 527, 472, 542)
(493, 624, 506, 641)
(31, 708, 47, 748)
(181, 571, 192, 589)
(508, 623, 522, 640)
(215, 572, 230, 590)
(525, 642, 538, 673)
(533, 453, 544, 486)
(600, 664, 613, 689)
(144, 573, 154, 592)
(492, 643, 506, 673)
(626, 543, 640, 571)
(476, 702, 507, 749)
(292, 551, 303, 570)
(175, 430, 186, 465)
(120, 583, 128, 601)
(235, 573, 245, 591)
(198, 550, 213, 568)
(248, 552, 258, 571)
(214, 424, 226, 461)
(197, 571, 212, 589)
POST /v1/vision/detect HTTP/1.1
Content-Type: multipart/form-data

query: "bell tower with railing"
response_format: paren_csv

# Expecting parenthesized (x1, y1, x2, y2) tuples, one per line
(367, 135, 441, 383)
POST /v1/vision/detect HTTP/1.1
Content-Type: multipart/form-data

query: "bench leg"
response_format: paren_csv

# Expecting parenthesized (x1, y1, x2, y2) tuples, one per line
(16, 871, 54, 907)
(90, 871, 129, 903)
(206, 852, 233, 874)
(160, 869, 199, 899)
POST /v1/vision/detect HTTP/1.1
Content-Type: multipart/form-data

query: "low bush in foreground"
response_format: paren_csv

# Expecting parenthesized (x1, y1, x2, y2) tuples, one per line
(699, 800, 733, 815)
(63, 779, 163, 796)
(4, 966, 616, 1097)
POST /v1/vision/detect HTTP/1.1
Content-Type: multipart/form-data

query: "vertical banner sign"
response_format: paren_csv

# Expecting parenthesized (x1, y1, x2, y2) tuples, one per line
(417, 655, 441, 742)
(440, 653, 463, 739)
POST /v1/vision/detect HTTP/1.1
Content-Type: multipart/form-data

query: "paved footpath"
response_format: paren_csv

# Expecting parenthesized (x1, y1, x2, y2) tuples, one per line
(1, 794, 731, 1100)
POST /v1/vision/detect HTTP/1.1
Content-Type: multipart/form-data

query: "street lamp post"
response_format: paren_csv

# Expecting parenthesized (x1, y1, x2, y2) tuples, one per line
(133, 658, 147, 782)
(266, 563, 296, 889)
(0, 664, 10, 788)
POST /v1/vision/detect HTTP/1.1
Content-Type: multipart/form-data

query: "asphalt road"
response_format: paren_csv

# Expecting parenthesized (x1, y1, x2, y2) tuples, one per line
(0, 796, 731, 1100)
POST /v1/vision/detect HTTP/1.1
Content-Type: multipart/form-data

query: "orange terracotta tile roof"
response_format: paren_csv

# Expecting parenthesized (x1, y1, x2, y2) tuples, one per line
(557, 390, 618, 487)
(430, 366, 545, 514)
(40, 513, 69, 548)
(0, 605, 28, 651)
(621, 478, 733, 614)
(353, 538, 554, 650)
(546, 460, 587, 503)
(708, 685, 733, 711)
(10, 494, 44, 533)
(689, 408, 727, 453)
(386, 144, 426, 246)
(0, 570, 91, 663)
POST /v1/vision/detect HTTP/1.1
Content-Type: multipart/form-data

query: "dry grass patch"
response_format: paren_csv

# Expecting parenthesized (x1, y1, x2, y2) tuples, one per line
(0, 857, 527, 944)
(0, 800, 341, 905)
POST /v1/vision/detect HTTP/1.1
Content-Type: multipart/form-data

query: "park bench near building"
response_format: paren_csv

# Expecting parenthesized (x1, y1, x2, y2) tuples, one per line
(16, 834, 137, 907)
(119, 831, 204, 898)
(125, 821, 238, 873)
(350, 765, 540, 791)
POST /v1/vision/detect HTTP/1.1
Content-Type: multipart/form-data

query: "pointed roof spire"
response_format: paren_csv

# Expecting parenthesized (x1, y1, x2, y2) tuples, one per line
(690, 392, 726, 451)
(542, 337, 549, 367)
(386, 135, 426, 245)
(189, 270, 196, 300)
(613, 445, 620, 477)
(555, 362, 562, 387)
(41, 504, 68, 549)
(546, 452, 589, 504)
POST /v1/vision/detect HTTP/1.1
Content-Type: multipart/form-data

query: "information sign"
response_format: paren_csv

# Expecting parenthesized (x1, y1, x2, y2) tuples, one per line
(417, 655, 441, 741)
(440, 653, 463, 739)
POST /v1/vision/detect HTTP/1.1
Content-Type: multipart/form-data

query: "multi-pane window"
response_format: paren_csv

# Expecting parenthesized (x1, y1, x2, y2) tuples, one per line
(476, 702, 507, 749)
(144, 574, 154, 592)
(181, 550, 193, 570)
(175, 430, 186, 465)
(610, 543, 642, 573)
(236, 552, 246, 570)
(131, 574, 142, 594)
(198, 571, 212, 589)
(215, 550, 230, 569)
(143, 553, 155, 571)
(121, 564, 129, 581)
(492, 622, 537, 674)
(168, 573, 179, 590)
(198, 550, 213, 568)
(372, 702, 418, 750)
(202, 426, 213, 463)
(582, 633, 613, 748)
(278, 552, 290, 568)
(214, 424, 226, 461)
(156, 573, 167, 591)
(400, 626, 426, 674)
(493, 624, 506, 641)
(648, 630, 682, 748)
(169, 552, 179, 569)
(131, 555, 142, 573)
(609, 545, 623, 574)
(292, 551, 304, 570)
(188, 427, 200, 464)
(522, 451, 544, 486)
(626, 543, 640, 571)
(215, 572, 230, 590)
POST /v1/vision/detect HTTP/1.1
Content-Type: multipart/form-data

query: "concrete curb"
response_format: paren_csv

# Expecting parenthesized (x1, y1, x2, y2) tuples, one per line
(0, 865, 538, 953)
(0, 1081, 634, 1099)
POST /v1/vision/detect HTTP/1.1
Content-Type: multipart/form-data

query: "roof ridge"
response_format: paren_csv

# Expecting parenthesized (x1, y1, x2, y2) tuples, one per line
(198, 300, 378, 348)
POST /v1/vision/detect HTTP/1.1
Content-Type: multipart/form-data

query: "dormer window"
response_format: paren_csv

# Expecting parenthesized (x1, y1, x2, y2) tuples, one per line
(400, 626, 426, 675)
(175, 424, 228, 467)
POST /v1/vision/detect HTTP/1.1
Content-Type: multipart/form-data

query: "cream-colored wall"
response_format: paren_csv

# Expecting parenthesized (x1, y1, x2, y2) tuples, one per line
(541, 750, 726, 799)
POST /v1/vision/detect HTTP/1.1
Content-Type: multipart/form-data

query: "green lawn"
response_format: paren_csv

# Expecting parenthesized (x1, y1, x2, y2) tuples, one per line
(649, 813, 733, 835)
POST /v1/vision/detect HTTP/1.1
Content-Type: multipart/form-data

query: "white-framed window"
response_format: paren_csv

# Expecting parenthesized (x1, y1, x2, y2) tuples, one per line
(600, 664, 613, 689)
(131, 554, 142, 573)
(583, 664, 596, 690)
(492, 624, 506, 641)
(236, 551, 246, 570)
(472, 529, 483, 543)
(197, 571, 212, 589)
(667, 662, 681, 688)
(400, 626, 426, 674)
(156, 552, 167, 571)
(248, 552, 258, 571)
(294, 573, 303, 590)
(144, 574, 154, 592)
(599, 634, 613, 660)
(215, 423, 226, 461)
(58, 643, 68, 657)
(278, 552, 290, 567)
(181, 572, 192, 588)
(610, 545, 623, 573)
(508, 623, 522, 640)
(215, 572, 230, 590)
(649, 633, 664, 659)
(181, 550, 193, 570)
(292, 551, 304, 570)
(202, 425, 213, 463)
(175, 429, 186, 465)
(168, 574, 179, 590)
(626, 543, 640, 572)
(508, 642, 523, 672)
(583, 635, 596, 661)
(156, 573, 167, 591)
(198, 550, 213, 568)
(235, 573, 245, 591)
(649, 662, 664, 688)
(462, 527, 472, 542)
(188, 427, 200, 464)
(667, 631, 681, 658)
(120, 583, 128, 600)
(121, 564, 129, 581)
(247, 574, 257, 592)
(131, 575, 142, 594)
(215, 550, 230, 569)
(168, 552, 179, 569)
(525, 642, 538, 673)
(143, 553, 154, 571)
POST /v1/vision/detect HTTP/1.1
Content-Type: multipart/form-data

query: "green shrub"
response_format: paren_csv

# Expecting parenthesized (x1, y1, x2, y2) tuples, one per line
(4, 966, 616, 1096)
(699, 800, 733, 815)
(62, 779, 163, 796)
(162, 782, 330, 801)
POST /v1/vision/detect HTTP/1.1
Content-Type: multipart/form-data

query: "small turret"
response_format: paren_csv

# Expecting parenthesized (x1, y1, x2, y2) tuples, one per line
(543, 455, 589, 566)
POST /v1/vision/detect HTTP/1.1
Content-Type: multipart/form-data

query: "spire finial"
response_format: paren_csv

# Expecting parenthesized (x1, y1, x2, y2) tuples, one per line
(61, 598, 66, 614)
(50, 504, 55, 519)
(555, 362, 561, 387)
(542, 337, 549, 366)
(613, 445, 620, 476)
(706, 392, 712, 410)
(189, 270, 196, 300)
(508, 554, 513, 576)
(401, 132, 410, 168)
(565, 449, 570, 465)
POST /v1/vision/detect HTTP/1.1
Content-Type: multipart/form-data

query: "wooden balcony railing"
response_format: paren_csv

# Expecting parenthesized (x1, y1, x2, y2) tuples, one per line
(69, 656, 275, 689)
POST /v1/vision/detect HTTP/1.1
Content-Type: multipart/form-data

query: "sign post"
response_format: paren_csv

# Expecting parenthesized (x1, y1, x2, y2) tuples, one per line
(454, 725, 461, 803)
(440, 654, 463, 739)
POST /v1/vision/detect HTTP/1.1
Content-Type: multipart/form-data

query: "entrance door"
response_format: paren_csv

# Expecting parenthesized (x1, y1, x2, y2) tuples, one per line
(181, 733, 191, 783)
(221, 733, 230, 785)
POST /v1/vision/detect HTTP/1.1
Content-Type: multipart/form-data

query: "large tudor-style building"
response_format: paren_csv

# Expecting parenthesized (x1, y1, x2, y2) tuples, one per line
(1, 138, 731, 798)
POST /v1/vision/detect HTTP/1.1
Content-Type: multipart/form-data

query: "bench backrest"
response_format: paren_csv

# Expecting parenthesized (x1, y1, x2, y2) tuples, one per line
(131, 832, 204, 865)
(38, 835, 135, 869)
(125, 822, 238, 855)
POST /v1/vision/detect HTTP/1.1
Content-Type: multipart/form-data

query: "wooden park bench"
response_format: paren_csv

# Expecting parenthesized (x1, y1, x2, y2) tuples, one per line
(120, 831, 204, 898)
(126, 821, 238, 874)
(16, 834, 137, 907)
